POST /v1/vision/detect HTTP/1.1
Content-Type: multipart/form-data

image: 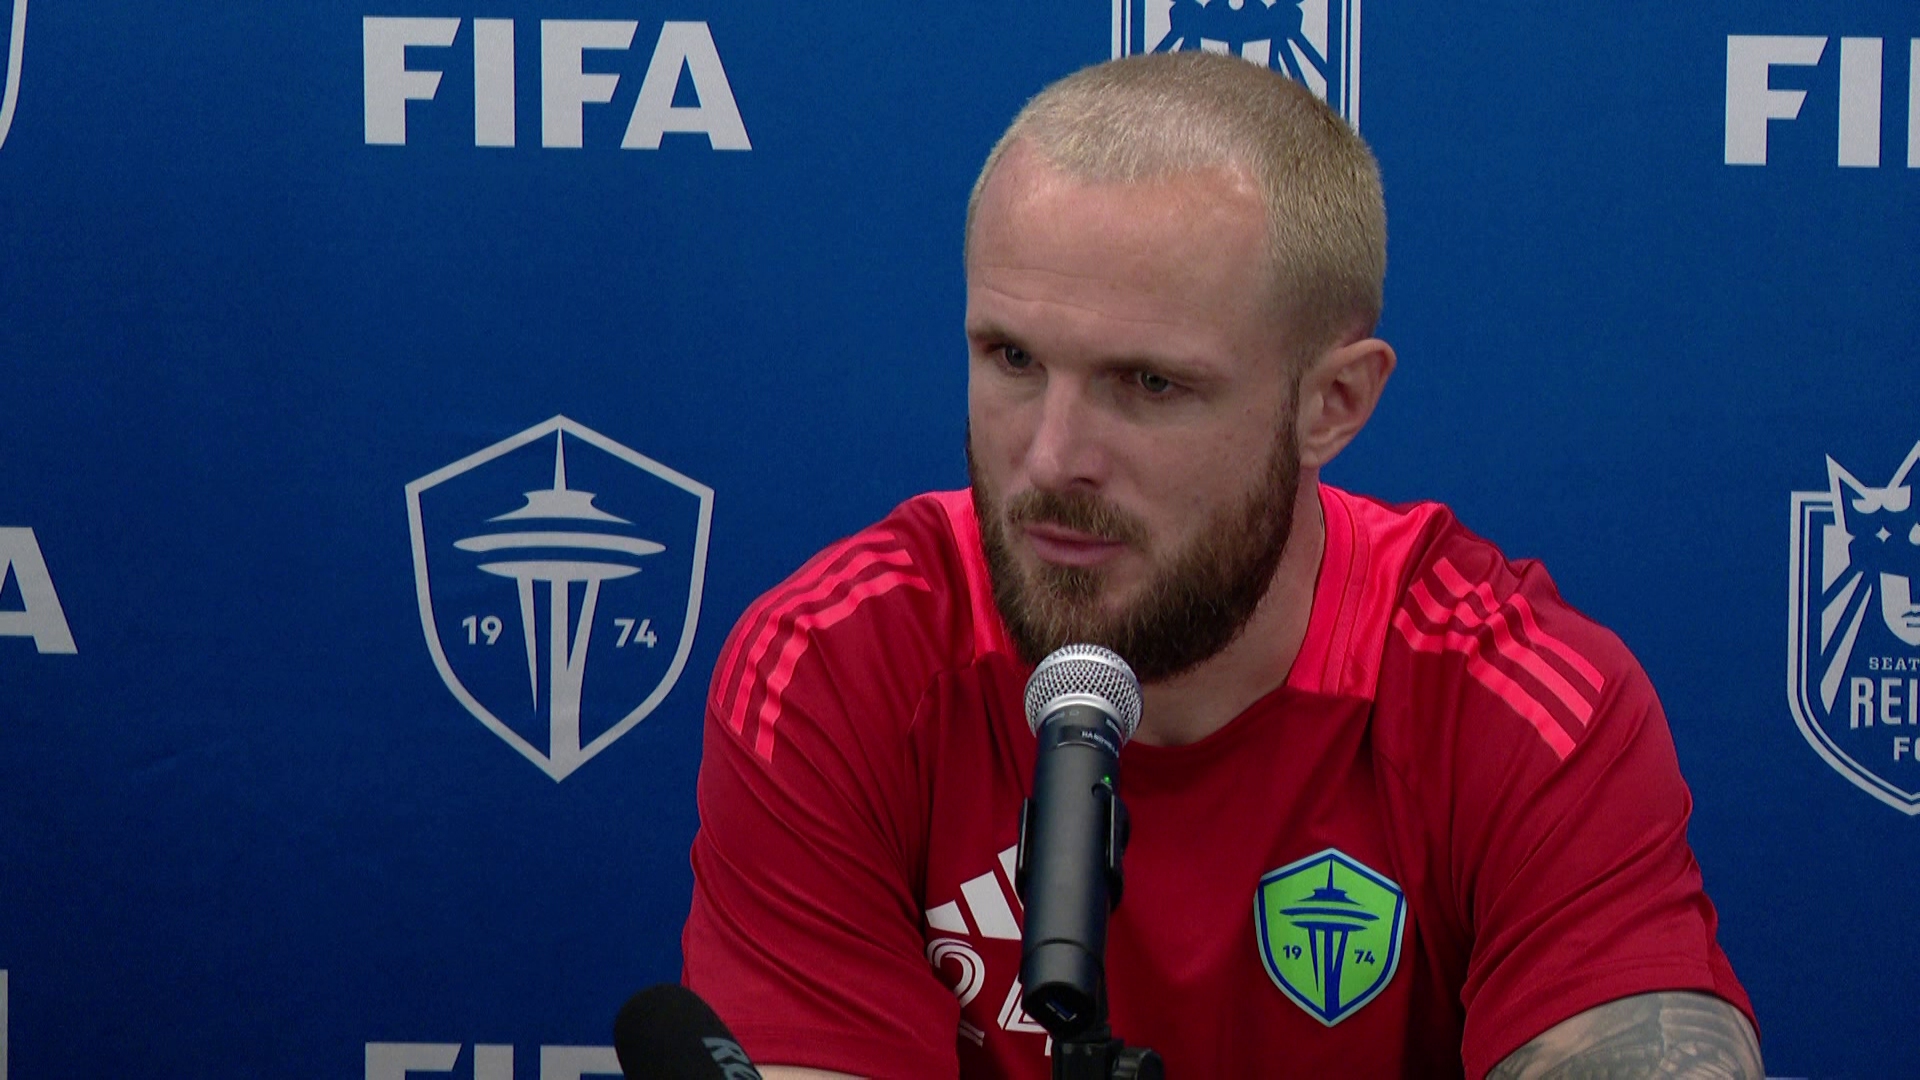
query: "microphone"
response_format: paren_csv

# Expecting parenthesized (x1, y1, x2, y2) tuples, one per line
(1014, 643, 1143, 1040)
(613, 984, 763, 1080)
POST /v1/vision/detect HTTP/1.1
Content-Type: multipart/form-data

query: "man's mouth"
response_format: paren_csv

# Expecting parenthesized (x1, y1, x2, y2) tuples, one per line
(1021, 523, 1128, 568)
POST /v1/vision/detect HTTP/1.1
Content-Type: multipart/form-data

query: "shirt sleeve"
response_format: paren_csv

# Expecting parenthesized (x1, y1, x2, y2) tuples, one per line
(681, 534, 962, 1079)
(1386, 545, 1755, 1080)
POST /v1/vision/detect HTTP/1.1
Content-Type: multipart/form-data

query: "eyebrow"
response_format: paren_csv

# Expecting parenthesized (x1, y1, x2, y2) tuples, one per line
(963, 307, 1234, 383)
(963, 317, 1018, 345)
(966, 330, 1222, 385)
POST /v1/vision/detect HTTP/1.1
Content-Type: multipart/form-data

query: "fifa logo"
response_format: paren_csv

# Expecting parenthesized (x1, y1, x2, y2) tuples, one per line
(0, 527, 75, 654)
(1788, 439, 1920, 814)
(1113, 0, 1361, 125)
(407, 416, 713, 781)
(0, 0, 26, 150)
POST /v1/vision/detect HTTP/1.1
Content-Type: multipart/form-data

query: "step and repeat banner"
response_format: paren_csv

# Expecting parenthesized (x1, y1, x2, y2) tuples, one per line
(2, 1, 1915, 1076)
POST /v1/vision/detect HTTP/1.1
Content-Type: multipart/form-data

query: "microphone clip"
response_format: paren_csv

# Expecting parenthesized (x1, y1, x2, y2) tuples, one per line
(1013, 782, 1130, 911)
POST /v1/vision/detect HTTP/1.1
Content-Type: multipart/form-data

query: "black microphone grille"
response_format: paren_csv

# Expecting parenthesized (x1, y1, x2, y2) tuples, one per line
(1023, 643, 1142, 741)
(613, 984, 763, 1080)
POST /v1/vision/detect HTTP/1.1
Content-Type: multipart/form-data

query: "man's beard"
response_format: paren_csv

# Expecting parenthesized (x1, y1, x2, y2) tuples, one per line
(969, 424, 1300, 683)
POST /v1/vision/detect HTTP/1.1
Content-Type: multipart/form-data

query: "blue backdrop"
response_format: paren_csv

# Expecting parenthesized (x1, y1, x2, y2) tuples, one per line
(2, 1, 1916, 1076)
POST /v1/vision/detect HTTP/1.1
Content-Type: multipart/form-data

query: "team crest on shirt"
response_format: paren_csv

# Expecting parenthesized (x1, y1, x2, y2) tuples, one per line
(1255, 848, 1405, 1025)
(1788, 439, 1920, 815)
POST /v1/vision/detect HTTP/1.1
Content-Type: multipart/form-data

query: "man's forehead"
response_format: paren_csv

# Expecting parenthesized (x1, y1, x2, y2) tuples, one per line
(964, 152, 1289, 373)
(967, 147, 1271, 304)
(977, 140, 1262, 227)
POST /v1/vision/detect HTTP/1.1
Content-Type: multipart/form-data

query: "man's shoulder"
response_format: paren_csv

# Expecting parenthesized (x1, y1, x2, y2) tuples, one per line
(1381, 497, 1641, 683)
(1336, 487, 1650, 763)
(705, 490, 1005, 756)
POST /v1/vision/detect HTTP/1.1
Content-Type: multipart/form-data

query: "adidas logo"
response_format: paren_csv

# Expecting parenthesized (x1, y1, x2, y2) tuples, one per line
(923, 844, 1049, 1048)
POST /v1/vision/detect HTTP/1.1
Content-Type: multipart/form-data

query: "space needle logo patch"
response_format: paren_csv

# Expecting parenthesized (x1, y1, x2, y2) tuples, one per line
(1255, 848, 1405, 1025)
(1788, 439, 1920, 815)
(407, 416, 713, 781)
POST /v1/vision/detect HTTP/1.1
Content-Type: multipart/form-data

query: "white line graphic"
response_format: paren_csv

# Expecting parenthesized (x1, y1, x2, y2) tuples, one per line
(0, 0, 25, 150)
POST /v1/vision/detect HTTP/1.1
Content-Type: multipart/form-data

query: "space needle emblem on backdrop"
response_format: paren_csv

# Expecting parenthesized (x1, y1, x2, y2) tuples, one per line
(407, 416, 713, 781)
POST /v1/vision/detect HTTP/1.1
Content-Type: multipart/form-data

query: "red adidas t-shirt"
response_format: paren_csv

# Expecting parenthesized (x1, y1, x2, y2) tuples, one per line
(683, 485, 1753, 1079)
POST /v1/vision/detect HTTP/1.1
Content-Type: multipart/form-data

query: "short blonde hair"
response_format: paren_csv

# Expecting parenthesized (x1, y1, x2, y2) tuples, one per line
(966, 52, 1386, 364)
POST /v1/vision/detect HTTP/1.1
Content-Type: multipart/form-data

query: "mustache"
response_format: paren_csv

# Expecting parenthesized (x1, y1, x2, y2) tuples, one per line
(1003, 488, 1148, 548)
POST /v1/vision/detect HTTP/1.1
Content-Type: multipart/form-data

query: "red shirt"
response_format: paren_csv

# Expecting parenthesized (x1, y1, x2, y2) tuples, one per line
(683, 485, 1753, 1079)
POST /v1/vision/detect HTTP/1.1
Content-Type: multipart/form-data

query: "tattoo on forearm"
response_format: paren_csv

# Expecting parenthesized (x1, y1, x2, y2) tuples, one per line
(1486, 991, 1763, 1080)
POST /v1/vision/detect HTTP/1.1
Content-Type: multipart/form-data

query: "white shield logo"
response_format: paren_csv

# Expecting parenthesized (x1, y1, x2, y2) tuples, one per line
(0, 0, 27, 150)
(407, 416, 714, 781)
(1787, 439, 1920, 815)
(1113, 0, 1362, 126)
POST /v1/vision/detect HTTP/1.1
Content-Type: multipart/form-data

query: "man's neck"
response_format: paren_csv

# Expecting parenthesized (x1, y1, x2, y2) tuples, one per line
(1133, 476, 1326, 748)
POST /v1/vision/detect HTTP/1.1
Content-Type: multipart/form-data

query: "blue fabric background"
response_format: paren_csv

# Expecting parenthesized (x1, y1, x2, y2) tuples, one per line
(1, 2, 1915, 1075)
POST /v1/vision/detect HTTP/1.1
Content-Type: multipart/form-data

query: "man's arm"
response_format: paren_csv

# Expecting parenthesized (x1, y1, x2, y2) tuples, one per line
(1487, 992, 1762, 1080)
(758, 1070, 862, 1079)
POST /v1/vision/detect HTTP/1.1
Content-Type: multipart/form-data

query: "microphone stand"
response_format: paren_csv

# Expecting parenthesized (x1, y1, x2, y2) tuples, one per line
(1049, 988, 1164, 1080)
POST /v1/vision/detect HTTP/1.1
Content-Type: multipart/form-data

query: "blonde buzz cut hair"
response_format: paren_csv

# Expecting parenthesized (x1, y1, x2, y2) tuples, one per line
(965, 51, 1387, 366)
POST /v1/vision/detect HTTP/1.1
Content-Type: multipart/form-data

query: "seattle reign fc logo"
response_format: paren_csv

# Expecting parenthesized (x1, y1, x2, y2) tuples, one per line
(1788, 439, 1920, 814)
(407, 416, 713, 781)
(1114, 0, 1361, 126)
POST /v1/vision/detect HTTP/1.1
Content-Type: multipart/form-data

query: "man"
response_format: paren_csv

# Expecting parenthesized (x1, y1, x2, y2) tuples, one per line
(683, 52, 1759, 1079)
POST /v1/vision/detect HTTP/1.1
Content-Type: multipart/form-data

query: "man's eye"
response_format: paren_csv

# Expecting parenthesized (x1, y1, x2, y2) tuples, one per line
(1000, 345, 1033, 370)
(1136, 370, 1174, 394)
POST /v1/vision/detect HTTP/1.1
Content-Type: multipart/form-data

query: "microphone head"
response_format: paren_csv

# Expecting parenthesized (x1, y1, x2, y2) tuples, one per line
(613, 984, 762, 1080)
(1023, 643, 1142, 743)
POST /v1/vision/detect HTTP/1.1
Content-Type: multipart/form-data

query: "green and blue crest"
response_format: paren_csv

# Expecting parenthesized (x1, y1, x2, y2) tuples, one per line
(1254, 848, 1406, 1025)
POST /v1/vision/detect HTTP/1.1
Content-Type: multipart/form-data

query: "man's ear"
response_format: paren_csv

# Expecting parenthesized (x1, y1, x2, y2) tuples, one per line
(1295, 337, 1395, 470)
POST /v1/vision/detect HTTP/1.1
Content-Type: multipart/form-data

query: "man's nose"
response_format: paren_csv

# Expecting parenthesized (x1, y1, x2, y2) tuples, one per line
(1023, 378, 1108, 492)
